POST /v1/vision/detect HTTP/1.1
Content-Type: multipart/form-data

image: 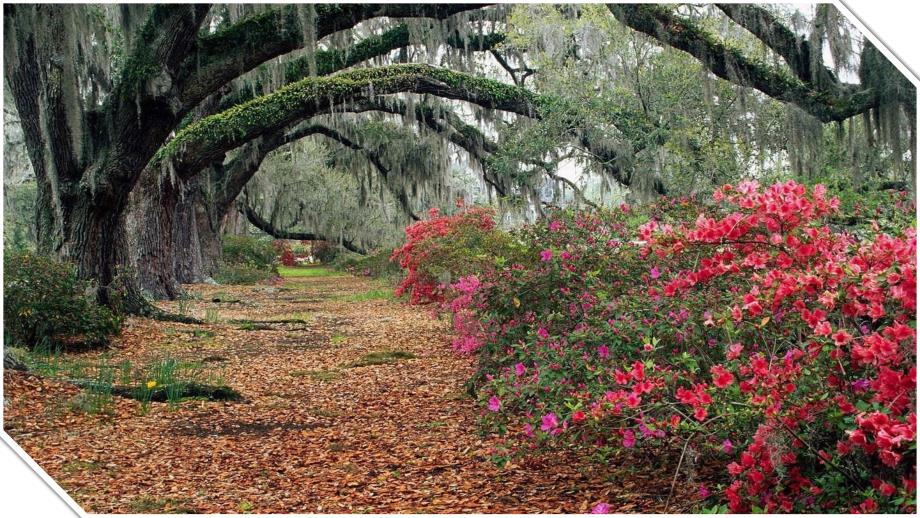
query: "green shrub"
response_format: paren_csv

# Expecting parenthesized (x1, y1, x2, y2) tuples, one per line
(221, 235, 277, 270)
(312, 240, 338, 263)
(216, 235, 278, 285)
(332, 249, 402, 278)
(213, 263, 274, 285)
(3, 251, 122, 350)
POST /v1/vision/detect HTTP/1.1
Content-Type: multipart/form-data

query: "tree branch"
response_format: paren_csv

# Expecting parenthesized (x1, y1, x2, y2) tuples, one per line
(154, 64, 541, 178)
(180, 4, 491, 107)
(240, 203, 367, 255)
(608, 4, 878, 122)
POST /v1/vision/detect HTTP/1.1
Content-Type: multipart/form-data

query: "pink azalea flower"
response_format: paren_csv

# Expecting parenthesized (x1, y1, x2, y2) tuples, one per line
(622, 429, 636, 448)
(722, 439, 734, 453)
(537, 327, 549, 339)
(514, 362, 526, 376)
(597, 344, 609, 358)
(591, 503, 610, 514)
(488, 396, 501, 412)
(540, 413, 558, 432)
(650, 266, 660, 279)
(540, 249, 553, 262)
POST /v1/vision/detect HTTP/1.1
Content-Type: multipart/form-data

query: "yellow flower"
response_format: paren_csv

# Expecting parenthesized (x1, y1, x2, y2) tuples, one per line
(146, 380, 157, 389)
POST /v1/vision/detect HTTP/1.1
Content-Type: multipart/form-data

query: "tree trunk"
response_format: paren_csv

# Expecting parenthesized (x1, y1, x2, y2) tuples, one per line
(173, 176, 220, 284)
(125, 170, 182, 300)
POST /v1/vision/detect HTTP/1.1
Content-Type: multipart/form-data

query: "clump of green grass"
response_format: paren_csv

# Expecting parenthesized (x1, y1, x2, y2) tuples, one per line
(204, 308, 220, 323)
(330, 334, 347, 345)
(128, 496, 195, 514)
(345, 350, 417, 368)
(290, 369, 342, 381)
(337, 289, 393, 302)
(22, 346, 235, 413)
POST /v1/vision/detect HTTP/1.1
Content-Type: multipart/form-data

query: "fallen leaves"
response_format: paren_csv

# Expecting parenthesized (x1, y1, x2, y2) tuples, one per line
(4, 273, 714, 513)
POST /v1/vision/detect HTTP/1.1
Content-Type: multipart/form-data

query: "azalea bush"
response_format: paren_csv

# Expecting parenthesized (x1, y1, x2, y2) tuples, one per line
(395, 181, 916, 513)
(390, 205, 523, 304)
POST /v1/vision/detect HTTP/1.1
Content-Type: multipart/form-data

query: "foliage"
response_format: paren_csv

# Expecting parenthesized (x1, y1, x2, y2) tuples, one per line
(312, 240, 338, 263)
(214, 263, 274, 285)
(399, 181, 917, 513)
(3, 182, 36, 251)
(274, 239, 297, 266)
(390, 205, 525, 304)
(222, 235, 278, 270)
(216, 235, 278, 285)
(4, 251, 122, 350)
(333, 249, 402, 279)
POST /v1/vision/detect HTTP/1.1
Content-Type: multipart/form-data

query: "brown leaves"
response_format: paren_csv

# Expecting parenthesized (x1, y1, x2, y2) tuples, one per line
(4, 273, 711, 513)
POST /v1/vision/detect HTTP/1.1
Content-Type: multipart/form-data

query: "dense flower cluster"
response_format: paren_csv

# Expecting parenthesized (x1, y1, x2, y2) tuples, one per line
(390, 206, 501, 304)
(394, 181, 916, 512)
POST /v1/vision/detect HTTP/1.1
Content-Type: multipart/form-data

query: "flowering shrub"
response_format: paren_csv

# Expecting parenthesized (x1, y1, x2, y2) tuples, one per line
(274, 240, 297, 267)
(390, 206, 519, 304)
(395, 182, 916, 512)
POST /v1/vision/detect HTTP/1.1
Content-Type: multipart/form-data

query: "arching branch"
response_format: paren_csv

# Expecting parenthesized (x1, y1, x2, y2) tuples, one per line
(179, 4, 491, 107)
(608, 4, 877, 122)
(240, 202, 367, 255)
(154, 64, 541, 178)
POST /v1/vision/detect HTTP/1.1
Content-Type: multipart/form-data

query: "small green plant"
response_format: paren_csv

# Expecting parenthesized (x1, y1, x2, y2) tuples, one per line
(337, 288, 393, 302)
(236, 320, 259, 331)
(204, 308, 220, 324)
(346, 350, 417, 368)
(291, 369, 341, 381)
(330, 334, 347, 345)
(177, 297, 191, 316)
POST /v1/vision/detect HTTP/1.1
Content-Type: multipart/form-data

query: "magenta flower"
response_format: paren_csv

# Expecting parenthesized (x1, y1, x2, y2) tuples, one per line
(597, 344, 609, 358)
(623, 429, 636, 448)
(488, 395, 501, 412)
(540, 413, 558, 432)
(537, 327, 549, 339)
(650, 266, 660, 279)
(722, 439, 733, 453)
(540, 249, 553, 262)
(699, 484, 710, 498)
(514, 362, 526, 376)
(591, 503, 610, 514)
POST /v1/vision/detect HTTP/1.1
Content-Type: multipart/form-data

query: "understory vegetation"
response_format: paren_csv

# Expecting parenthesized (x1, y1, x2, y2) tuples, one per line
(393, 181, 916, 513)
(214, 235, 279, 285)
(4, 251, 123, 351)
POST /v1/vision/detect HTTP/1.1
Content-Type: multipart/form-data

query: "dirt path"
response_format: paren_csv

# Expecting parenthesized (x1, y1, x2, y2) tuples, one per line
(4, 269, 701, 513)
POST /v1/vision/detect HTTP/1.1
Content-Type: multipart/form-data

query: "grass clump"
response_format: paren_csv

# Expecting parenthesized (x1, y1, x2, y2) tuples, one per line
(337, 288, 393, 302)
(346, 350, 417, 368)
(290, 369, 342, 381)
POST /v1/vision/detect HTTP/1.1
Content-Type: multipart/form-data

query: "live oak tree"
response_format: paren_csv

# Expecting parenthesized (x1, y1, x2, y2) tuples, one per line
(4, 3, 914, 311)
